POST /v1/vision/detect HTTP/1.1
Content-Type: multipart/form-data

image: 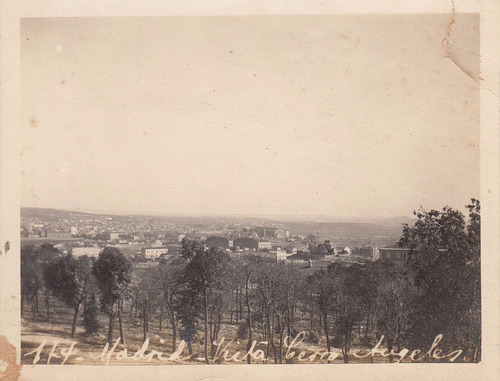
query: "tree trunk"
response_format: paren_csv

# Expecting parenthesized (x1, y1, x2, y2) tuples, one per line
(143, 304, 147, 343)
(165, 303, 177, 352)
(280, 331, 285, 364)
(118, 299, 125, 345)
(268, 312, 277, 363)
(233, 289, 237, 323)
(238, 286, 243, 322)
(343, 330, 350, 363)
(364, 313, 370, 339)
(209, 310, 214, 356)
(387, 335, 394, 363)
(107, 305, 115, 346)
(71, 303, 80, 338)
(172, 318, 177, 353)
(204, 288, 209, 364)
(323, 310, 331, 353)
(309, 293, 314, 332)
(45, 292, 51, 322)
(245, 275, 253, 364)
(275, 314, 283, 364)
(129, 301, 134, 319)
(159, 304, 163, 331)
(396, 319, 401, 352)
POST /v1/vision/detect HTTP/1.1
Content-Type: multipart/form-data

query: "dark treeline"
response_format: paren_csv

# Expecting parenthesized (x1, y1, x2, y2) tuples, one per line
(21, 200, 481, 363)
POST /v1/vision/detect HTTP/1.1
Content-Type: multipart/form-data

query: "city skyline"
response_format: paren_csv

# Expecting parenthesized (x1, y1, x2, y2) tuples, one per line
(21, 15, 479, 218)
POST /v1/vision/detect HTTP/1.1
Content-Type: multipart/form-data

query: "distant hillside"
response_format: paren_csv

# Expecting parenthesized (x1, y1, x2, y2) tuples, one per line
(21, 207, 100, 219)
(371, 216, 416, 226)
(281, 216, 415, 240)
(284, 221, 392, 239)
(21, 207, 414, 239)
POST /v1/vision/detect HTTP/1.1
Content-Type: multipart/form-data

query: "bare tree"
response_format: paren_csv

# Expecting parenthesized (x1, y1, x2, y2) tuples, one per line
(151, 257, 185, 352)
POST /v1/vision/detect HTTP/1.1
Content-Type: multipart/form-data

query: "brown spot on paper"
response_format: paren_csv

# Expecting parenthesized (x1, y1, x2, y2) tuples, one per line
(0, 336, 21, 380)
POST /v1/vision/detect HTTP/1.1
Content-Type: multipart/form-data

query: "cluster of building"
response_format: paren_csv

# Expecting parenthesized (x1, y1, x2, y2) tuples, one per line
(203, 236, 297, 261)
(61, 224, 414, 266)
(24, 230, 75, 240)
(308, 240, 415, 267)
(70, 244, 170, 260)
(21, 210, 289, 243)
(201, 234, 412, 266)
(22, 210, 413, 267)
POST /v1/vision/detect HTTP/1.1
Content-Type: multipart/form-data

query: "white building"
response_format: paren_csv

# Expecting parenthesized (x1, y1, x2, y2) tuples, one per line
(258, 241, 272, 250)
(271, 247, 288, 262)
(72, 247, 101, 258)
(142, 247, 168, 259)
(109, 232, 121, 241)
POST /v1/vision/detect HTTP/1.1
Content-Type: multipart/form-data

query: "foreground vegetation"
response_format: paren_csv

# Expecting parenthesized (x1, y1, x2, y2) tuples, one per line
(21, 200, 481, 364)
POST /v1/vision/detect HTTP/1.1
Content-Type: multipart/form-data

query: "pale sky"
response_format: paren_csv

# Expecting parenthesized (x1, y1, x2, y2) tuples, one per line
(21, 15, 479, 218)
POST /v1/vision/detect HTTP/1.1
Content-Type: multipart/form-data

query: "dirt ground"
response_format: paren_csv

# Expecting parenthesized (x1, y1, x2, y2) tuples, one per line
(21, 297, 399, 365)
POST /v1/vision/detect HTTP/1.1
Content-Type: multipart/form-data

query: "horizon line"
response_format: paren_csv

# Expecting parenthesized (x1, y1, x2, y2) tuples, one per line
(21, 205, 415, 222)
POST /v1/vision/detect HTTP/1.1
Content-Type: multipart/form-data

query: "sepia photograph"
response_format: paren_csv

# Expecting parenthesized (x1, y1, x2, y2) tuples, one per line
(16, 13, 484, 368)
(0, 0, 498, 378)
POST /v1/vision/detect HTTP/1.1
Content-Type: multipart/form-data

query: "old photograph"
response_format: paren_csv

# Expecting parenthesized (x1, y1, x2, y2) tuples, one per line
(18, 14, 481, 366)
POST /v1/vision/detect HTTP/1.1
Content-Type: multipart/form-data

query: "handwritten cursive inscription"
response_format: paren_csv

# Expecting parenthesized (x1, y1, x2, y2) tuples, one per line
(24, 332, 463, 365)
